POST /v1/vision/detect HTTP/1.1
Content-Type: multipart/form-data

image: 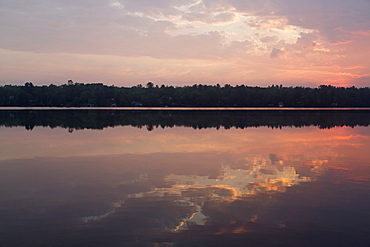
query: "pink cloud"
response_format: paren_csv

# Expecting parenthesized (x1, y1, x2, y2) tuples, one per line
(350, 30, 370, 36)
(328, 40, 353, 46)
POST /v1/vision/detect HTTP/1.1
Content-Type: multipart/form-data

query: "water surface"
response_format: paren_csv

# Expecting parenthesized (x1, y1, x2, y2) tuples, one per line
(0, 110, 369, 246)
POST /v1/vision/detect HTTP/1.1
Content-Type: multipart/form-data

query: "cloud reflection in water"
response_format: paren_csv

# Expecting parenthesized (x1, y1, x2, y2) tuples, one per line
(125, 155, 313, 232)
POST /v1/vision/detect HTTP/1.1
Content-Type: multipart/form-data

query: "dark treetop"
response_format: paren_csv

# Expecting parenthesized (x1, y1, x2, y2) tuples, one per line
(1, 82, 370, 107)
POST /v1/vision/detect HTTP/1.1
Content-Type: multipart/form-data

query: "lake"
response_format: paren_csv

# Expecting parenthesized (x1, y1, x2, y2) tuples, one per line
(0, 109, 369, 246)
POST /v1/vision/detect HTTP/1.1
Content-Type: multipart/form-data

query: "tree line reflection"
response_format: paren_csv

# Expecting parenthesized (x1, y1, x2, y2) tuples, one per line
(1, 109, 370, 131)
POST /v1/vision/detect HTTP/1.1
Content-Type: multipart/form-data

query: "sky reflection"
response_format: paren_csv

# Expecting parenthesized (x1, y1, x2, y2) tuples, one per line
(1, 125, 369, 161)
(0, 122, 369, 246)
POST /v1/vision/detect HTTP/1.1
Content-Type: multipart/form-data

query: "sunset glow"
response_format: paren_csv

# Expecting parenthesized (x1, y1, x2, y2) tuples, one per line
(1, 125, 369, 164)
(1, 0, 369, 87)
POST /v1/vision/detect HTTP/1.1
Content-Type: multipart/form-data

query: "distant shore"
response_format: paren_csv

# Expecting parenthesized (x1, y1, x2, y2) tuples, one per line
(1, 107, 370, 111)
(1, 83, 370, 107)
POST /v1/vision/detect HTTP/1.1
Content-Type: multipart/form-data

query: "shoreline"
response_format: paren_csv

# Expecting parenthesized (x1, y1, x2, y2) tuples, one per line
(1, 107, 370, 111)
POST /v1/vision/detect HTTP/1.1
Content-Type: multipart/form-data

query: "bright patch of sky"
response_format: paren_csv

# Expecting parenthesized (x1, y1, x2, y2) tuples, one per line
(116, 0, 315, 48)
(111, 2, 124, 9)
(168, 12, 253, 44)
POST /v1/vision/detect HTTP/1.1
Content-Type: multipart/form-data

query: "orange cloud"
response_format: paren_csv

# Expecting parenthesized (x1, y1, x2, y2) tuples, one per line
(329, 40, 353, 46)
(350, 30, 370, 36)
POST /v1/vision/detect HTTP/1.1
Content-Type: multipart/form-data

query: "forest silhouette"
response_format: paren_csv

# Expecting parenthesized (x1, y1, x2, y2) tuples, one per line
(1, 82, 370, 107)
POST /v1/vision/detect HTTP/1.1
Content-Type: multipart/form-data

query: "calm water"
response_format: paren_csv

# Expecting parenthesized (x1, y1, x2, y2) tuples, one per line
(0, 109, 369, 247)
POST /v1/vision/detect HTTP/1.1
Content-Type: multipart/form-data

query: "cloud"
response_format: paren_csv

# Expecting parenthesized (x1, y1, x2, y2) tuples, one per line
(350, 30, 370, 36)
(1, 0, 367, 59)
(328, 40, 353, 46)
(270, 48, 285, 58)
(0, 0, 231, 59)
(0, 0, 369, 86)
(260, 36, 279, 43)
(246, 17, 289, 30)
(182, 11, 236, 24)
(273, 0, 370, 40)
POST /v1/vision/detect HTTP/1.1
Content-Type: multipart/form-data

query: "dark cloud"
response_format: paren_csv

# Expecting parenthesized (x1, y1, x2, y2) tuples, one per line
(274, 0, 370, 40)
(260, 36, 279, 43)
(270, 48, 285, 58)
(229, 0, 370, 40)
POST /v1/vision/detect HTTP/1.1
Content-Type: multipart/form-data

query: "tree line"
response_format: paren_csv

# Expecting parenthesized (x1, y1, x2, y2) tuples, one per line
(0, 81, 370, 107)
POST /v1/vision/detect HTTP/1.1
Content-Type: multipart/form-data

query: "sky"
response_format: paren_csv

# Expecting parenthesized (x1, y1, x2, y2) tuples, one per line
(1, 0, 370, 87)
